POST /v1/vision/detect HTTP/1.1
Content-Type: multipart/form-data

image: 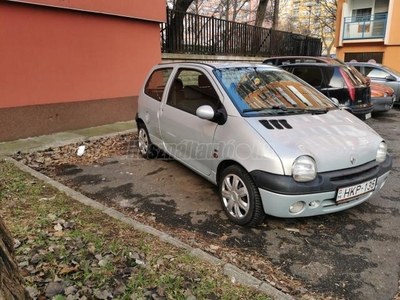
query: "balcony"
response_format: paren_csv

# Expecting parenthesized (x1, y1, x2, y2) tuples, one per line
(343, 13, 387, 40)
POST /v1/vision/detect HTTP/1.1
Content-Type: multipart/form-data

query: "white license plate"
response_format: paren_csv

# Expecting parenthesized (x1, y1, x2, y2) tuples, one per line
(336, 178, 377, 203)
(365, 112, 371, 120)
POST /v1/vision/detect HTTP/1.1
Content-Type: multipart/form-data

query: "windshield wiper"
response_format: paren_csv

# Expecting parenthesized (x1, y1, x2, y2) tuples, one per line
(296, 108, 329, 115)
(243, 105, 287, 113)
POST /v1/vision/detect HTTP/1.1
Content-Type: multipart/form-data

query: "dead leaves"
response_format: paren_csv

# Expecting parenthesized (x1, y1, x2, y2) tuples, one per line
(12, 134, 137, 172)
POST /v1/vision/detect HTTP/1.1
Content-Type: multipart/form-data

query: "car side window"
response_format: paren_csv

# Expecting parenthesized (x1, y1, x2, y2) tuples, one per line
(167, 69, 220, 115)
(326, 68, 345, 88)
(365, 67, 389, 79)
(144, 68, 173, 101)
(292, 67, 323, 87)
(352, 65, 364, 75)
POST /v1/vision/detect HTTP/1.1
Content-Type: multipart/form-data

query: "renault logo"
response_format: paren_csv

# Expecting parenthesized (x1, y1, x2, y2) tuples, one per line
(350, 155, 356, 165)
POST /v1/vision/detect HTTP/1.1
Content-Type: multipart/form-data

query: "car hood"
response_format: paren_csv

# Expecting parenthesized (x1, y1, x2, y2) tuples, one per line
(370, 82, 394, 97)
(245, 110, 382, 174)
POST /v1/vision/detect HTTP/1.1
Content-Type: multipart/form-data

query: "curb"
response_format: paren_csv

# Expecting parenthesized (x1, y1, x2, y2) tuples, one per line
(7, 157, 295, 300)
(0, 128, 136, 158)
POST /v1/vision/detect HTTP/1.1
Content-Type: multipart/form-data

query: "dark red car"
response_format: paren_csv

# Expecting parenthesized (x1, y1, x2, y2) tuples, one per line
(279, 63, 373, 120)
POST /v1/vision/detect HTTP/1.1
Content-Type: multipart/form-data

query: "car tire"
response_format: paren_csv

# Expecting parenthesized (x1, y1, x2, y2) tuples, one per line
(219, 165, 265, 226)
(138, 123, 158, 159)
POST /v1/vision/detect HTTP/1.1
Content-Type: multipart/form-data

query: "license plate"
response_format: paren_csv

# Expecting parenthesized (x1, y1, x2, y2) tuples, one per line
(336, 178, 377, 203)
(365, 113, 371, 120)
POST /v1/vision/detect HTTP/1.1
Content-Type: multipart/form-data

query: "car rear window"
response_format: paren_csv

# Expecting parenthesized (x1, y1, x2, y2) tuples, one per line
(325, 67, 345, 88)
(144, 68, 173, 101)
(339, 66, 363, 87)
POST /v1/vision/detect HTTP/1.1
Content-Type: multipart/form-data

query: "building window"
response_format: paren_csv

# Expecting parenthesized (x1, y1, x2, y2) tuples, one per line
(352, 8, 372, 33)
(352, 8, 372, 22)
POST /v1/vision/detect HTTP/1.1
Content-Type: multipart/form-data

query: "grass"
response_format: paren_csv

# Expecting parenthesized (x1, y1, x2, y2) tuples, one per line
(0, 159, 272, 299)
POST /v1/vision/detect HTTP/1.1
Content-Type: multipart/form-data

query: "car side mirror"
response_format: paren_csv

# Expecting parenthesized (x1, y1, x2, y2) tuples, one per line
(385, 75, 396, 82)
(331, 97, 340, 106)
(330, 97, 339, 106)
(196, 105, 227, 125)
(196, 105, 214, 120)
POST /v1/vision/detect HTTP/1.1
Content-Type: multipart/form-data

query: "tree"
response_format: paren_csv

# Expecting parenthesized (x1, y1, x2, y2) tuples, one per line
(272, 0, 279, 29)
(255, 0, 269, 27)
(0, 218, 29, 299)
(171, 0, 194, 12)
(313, 0, 337, 55)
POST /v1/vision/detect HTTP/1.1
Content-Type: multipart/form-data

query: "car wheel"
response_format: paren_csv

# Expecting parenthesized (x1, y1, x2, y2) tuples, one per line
(138, 123, 158, 159)
(219, 165, 265, 226)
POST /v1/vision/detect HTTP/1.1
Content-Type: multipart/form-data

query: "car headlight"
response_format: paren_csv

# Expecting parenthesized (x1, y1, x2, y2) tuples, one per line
(376, 141, 387, 163)
(292, 156, 317, 182)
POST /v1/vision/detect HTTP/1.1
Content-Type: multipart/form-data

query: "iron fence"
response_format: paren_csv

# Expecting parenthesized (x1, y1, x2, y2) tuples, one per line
(161, 8, 322, 57)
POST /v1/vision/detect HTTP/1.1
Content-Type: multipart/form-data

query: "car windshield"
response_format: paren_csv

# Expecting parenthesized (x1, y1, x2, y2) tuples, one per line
(214, 67, 336, 115)
(381, 65, 400, 77)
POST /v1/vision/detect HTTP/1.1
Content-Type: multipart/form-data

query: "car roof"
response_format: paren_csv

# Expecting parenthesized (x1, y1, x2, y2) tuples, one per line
(263, 56, 343, 65)
(279, 62, 340, 68)
(156, 61, 280, 70)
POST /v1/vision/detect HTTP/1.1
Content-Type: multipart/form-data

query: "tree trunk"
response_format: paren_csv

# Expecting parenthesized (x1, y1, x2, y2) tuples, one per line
(0, 218, 29, 299)
(255, 0, 269, 28)
(272, 0, 280, 30)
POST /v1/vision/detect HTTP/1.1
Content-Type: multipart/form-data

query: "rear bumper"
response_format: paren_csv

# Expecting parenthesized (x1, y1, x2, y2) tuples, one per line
(349, 103, 374, 118)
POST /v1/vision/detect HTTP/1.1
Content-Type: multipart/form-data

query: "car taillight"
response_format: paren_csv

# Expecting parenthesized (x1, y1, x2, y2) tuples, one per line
(340, 69, 356, 101)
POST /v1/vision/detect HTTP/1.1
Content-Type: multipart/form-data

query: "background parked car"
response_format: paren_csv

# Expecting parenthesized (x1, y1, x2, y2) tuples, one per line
(369, 82, 395, 113)
(264, 56, 394, 114)
(279, 63, 373, 120)
(347, 61, 400, 105)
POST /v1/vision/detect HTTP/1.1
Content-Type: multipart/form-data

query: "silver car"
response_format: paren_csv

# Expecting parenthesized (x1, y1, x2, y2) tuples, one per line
(136, 62, 392, 226)
(348, 61, 400, 105)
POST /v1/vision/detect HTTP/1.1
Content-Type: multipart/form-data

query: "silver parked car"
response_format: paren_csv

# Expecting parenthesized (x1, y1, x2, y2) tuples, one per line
(136, 62, 392, 226)
(347, 61, 400, 105)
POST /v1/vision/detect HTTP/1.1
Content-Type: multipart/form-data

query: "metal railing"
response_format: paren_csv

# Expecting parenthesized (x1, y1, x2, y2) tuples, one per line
(343, 13, 387, 40)
(161, 8, 322, 57)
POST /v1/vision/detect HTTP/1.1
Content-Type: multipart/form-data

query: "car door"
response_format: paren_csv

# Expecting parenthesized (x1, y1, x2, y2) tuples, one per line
(159, 68, 221, 176)
(141, 67, 174, 147)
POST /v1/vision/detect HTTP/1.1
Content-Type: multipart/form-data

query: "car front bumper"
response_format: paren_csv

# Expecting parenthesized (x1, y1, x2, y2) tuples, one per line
(372, 95, 395, 113)
(250, 156, 392, 218)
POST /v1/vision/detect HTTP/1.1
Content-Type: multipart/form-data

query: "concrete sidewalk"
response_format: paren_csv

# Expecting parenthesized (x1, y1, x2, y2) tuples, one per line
(0, 121, 136, 157)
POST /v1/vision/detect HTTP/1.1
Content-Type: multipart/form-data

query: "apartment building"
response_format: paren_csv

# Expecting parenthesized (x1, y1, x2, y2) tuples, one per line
(335, 0, 400, 70)
(180, 0, 271, 27)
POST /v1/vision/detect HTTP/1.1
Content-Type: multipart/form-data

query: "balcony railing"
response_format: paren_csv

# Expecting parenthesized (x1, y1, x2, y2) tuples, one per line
(343, 13, 387, 40)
